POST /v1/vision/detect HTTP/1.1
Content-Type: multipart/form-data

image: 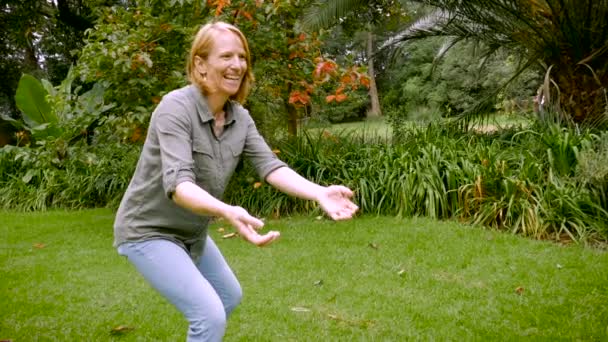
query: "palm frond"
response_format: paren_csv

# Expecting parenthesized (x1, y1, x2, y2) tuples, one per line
(301, 0, 368, 30)
(384, 0, 608, 127)
(380, 9, 449, 50)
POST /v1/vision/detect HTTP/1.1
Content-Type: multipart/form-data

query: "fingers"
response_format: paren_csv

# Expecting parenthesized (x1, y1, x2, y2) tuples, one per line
(328, 185, 354, 198)
(329, 207, 356, 220)
(242, 215, 264, 230)
(237, 224, 280, 247)
(253, 230, 280, 247)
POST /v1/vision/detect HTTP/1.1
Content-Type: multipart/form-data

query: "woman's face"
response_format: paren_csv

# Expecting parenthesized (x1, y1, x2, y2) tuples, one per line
(196, 30, 248, 99)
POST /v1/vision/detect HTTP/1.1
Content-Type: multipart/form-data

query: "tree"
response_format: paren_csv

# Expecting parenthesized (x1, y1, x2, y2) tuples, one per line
(0, 0, 120, 146)
(73, 0, 369, 140)
(379, 38, 540, 119)
(303, 0, 408, 118)
(384, 0, 608, 128)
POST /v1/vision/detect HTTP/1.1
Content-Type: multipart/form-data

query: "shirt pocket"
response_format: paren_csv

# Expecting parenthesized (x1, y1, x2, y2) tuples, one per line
(192, 138, 216, 190)
(224, 142, 244, 176)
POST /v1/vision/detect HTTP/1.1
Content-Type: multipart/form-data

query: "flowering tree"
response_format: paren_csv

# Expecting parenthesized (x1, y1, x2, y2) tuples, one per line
(74, 0, 370, 142)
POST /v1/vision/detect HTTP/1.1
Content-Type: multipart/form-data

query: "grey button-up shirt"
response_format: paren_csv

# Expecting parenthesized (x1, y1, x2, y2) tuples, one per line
(113, 84, 286, 249)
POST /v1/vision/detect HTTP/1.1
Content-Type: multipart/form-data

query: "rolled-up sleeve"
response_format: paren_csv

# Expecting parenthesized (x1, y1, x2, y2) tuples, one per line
(155, 110, 196, 198)
(242, 114, 287, 180)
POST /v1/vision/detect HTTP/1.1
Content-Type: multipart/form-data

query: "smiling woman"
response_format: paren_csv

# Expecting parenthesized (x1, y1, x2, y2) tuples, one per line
(112, 21, 359, 342)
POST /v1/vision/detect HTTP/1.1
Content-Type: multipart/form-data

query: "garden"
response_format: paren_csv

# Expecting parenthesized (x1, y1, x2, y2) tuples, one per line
(1, 0, 607, 340)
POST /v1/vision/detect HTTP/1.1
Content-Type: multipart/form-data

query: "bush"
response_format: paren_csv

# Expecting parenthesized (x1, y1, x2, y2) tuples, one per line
(0, 141, 138, 211)
(224, 123, 608, 243)
(2, 119, 605, 243)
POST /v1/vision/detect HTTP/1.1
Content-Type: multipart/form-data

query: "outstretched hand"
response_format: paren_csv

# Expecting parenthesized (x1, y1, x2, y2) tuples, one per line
(317, 185, 359, 220)
(222, 206, 279, 247)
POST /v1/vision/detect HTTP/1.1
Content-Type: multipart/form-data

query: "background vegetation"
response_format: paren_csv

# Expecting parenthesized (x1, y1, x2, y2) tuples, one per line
(1, 0, 607, 244)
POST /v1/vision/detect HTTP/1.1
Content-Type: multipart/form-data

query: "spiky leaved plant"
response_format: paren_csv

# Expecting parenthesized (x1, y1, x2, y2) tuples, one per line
(384, 0, 608, 128)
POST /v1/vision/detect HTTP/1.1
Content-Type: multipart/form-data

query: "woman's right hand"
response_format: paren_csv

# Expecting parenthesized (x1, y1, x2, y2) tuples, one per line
(222, 205, 280, 247)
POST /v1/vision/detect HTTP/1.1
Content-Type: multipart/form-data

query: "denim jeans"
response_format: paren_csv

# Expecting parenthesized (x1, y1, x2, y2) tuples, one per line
(117, 236, 242, 342)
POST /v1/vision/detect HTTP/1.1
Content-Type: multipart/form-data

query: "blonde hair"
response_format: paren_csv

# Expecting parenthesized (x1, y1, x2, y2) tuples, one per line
(187, 21, 254, 104)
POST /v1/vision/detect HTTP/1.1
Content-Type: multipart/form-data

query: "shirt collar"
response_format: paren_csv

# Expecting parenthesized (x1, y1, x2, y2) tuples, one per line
(189, 84, 237, 125)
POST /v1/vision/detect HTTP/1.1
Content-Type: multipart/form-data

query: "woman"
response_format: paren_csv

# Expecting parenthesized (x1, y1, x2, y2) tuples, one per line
(113, 21, 358, 341)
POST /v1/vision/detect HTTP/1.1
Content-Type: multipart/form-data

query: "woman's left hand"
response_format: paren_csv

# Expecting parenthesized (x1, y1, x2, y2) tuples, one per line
(316, 185, 359, 220)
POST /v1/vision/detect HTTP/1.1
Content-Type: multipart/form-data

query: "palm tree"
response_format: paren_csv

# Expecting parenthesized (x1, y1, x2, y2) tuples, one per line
(303, 0, 406, 118)
(383, 0, 608, 128)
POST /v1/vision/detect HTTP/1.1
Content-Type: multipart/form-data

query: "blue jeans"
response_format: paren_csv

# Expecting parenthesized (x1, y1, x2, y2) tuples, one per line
(117, 236, 242, 342)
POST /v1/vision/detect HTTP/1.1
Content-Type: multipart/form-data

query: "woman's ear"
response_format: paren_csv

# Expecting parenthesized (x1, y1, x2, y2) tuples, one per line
(194, 56, 206, 74)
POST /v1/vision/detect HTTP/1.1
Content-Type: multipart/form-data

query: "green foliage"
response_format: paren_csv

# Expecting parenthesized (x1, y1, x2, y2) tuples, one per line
(380, 39, 540, 120)
(75, 5, 195, 143)
(224, 123, 607, 243)
(14, 74, 57, 126)
(2, 110, 606, 243)
(0, 142, 138, 211)
(385, 0, 608, 128)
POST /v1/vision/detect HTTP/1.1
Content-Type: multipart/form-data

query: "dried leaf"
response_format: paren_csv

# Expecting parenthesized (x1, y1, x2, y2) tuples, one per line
(253, 182, 262, 189)
(515, 286, 525, 295)
(222, 232, 238, 239)
(327, 313, 340, 320)
(33, 243, 45, 249)
(110, 325, 135, 335)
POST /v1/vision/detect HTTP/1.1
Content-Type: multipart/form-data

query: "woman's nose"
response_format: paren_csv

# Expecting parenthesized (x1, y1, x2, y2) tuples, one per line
(229, 56, 241, 67)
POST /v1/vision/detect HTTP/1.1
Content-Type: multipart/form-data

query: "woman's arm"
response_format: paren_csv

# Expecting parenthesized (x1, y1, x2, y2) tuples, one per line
(173, 181, 279, 246)
(264, 167, 325, 201)
(265, 167, 359, 220)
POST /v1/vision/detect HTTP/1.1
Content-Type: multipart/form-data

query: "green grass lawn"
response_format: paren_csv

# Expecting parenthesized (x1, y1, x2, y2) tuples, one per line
(304, 117, 393, 140)
(1, 209, 607, 341)
(304, 113, 531, 138)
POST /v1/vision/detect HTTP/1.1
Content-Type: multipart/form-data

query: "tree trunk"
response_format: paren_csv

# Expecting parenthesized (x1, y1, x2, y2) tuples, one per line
(24, 29, 39, 73)
(366, 30, 382, 118)
(543, 63, 608, 127)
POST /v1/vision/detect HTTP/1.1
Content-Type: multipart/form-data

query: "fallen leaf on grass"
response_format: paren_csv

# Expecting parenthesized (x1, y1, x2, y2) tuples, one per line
(290, 306, 311, 312)
(33, 243, 45, 249)
(222, 232, 238, 239)
(515, 286, 525, 295)
(1, 339, 14, 342)
(217, 227, 225, 233)
(110, 325, 135, 335)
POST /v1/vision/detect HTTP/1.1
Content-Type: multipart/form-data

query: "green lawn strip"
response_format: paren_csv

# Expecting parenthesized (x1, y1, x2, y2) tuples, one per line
(304, 117, 393, 140)
(1, 209, 606, 341)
